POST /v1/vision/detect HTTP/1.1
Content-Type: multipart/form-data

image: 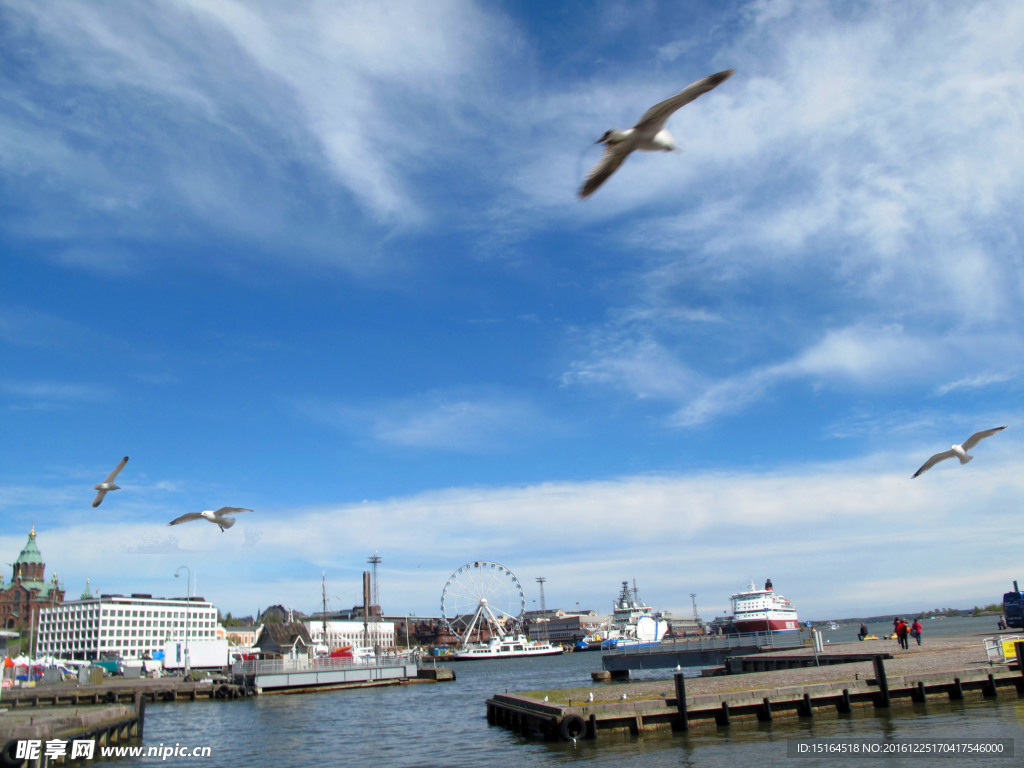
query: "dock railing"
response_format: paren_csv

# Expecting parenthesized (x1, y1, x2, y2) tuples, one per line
(231, 653, 418, 677)
(601, 630, 805, 660)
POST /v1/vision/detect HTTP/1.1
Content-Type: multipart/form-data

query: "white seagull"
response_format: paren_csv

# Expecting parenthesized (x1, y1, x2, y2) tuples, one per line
(579, 68, 735, 199)
(912, 426, 1007, 478)
(92, 456, 129, 508)
(168, 506, 253, 532)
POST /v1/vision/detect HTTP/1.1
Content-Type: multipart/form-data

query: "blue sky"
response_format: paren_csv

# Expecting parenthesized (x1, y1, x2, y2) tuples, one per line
(2, 0, 1023, 624)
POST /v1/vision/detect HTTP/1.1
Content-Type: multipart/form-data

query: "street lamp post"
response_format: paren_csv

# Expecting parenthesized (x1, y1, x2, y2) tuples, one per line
(175, 566, 191, 678)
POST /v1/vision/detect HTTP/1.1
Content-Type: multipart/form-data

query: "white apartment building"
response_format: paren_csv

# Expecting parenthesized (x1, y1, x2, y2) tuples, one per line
(304, 619, 395, 650)
(37, 593, 220, 660)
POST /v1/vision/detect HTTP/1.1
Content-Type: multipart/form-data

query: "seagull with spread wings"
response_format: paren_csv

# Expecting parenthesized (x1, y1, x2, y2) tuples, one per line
(92, 456, 129, 507)
(579, 69, 734, 199)
(168, 506, 252, 532)
(912, 426, 1007, 478)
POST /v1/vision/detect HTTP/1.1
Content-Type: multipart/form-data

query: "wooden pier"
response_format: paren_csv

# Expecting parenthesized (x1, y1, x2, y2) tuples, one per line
(487, 633, 1024, 743)
(0, 694, 144, 767)
(1, 678, 253, 708)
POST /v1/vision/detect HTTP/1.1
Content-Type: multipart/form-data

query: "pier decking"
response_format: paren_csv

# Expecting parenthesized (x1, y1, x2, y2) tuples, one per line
(487, 632, 1024, 742)
(1, 695, 144, 767)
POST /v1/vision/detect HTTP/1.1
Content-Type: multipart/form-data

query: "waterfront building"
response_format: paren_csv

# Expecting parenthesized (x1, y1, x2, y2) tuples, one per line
(256, 622, 314, 658)
(223, 622, 261, 649)
(667, 614, 706, 636)
(386, 615, 449, 647)
(524, 609, 601, 644)
(36, 593, 220, 661)
(304, 618, 395, 650)
(0, 527, 65, 638)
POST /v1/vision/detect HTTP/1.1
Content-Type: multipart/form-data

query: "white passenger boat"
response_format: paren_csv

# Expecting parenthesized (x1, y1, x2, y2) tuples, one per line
(450, 634, 563, 660)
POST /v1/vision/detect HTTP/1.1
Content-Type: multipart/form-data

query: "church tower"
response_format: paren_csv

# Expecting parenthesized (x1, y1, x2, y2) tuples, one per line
(1, 527, 65, 632)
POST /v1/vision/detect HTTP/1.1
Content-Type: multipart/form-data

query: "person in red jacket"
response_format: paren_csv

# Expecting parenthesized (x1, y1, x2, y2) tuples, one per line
(910, 619, 923, 645)
(896, 619, 910, 649)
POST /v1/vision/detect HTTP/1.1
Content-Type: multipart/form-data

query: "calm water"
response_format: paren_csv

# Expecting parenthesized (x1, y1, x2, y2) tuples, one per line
(134, 616, 1022, 767)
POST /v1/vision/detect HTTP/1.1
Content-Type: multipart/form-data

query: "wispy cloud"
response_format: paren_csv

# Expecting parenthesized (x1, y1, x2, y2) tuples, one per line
(298, 389, 552, 451)
(0, 307, 106, 351)
(1, 0, 520, 267)
(934, 371, 1017, 397)
(0, 378, 112, 409)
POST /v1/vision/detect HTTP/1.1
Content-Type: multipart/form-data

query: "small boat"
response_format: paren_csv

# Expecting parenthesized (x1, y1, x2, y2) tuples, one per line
(449, 634, 563, 660)
(828, 622, 840, 631)
(574, 633, 605, 652)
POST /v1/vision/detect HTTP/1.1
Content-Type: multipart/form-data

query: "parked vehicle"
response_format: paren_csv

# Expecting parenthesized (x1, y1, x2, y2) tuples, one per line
(1002, 580, 1024, 629)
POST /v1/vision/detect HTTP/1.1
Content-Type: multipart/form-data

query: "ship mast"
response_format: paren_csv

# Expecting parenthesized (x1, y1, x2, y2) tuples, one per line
(321, 572, 328, 648)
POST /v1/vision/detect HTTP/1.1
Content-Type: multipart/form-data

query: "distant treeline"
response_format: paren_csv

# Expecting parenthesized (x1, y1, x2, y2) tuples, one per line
(825, 605, 1002, 624)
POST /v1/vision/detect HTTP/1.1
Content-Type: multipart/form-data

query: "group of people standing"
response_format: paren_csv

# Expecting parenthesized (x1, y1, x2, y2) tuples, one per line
(892, 617, 923, 649)
(855, 619, 924, 647)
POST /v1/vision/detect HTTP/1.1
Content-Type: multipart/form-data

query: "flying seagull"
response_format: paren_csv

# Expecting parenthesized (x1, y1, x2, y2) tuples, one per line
(912, 426, 1007, 478)
(168, 507, 253, 532)
(92, 456, 129, 507)
(579, 68, 735, 199)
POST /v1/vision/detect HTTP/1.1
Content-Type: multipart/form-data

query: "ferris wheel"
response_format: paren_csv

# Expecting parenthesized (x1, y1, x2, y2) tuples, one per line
(440, 561, 526, 646)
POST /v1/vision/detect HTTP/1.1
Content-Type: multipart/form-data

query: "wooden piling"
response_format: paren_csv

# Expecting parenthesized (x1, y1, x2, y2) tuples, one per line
(949, 678, 964, 700)
(136, 691, 145, 738)
(872, 655, 890, 708)
(674, 672, 689, 731)
(985, 673, 998, 698)
(837, 688, 852, 713)
(718, 701, 731, 727)
(799, 692, 813, 717)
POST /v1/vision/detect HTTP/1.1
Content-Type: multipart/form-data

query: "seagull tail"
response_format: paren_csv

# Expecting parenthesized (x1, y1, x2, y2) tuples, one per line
(958, 453, 974, 465)
(221, 516, 237, 529)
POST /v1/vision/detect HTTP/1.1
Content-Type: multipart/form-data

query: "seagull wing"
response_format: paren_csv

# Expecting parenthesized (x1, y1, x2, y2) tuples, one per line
(960, 426, 1007, 451)
(633, 69, 735, 134)
(579, 143, 631, 199)
(104, 456, 129, 484)
(92, 490, 107, 508)
(912, 450, 957, 478)
(168, 512, 203, 526)
(213, 507, 253, 518)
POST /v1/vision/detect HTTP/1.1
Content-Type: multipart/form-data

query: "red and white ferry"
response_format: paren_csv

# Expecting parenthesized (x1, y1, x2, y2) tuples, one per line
(730, 578, 800, 633)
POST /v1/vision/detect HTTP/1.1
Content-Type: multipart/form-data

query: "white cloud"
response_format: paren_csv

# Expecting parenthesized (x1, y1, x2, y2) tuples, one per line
(1, 0, 521, 263)
(510, 0, 1023, 433)
(934, 371, 1017, 397)
(562, 335, 703, 401)
(8, 443, 1022, 619)
(0, 379, 112, 408)
(297, 389, 551, 451)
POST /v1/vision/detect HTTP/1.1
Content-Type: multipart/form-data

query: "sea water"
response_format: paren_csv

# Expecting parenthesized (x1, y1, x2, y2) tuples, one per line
(136, 616, 1022, 767)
